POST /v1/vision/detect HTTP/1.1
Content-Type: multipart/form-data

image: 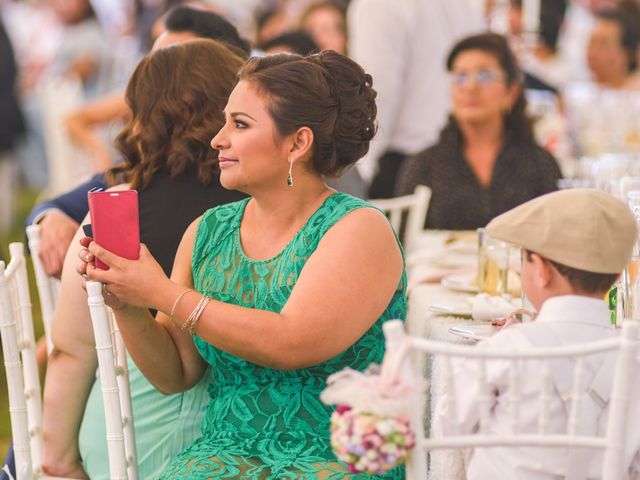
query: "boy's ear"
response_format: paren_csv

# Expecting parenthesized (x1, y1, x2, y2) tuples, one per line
(531, 253, 553, 289)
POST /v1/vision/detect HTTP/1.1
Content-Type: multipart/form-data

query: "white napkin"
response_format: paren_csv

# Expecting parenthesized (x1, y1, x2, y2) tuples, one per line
(471, 293, 518, 322)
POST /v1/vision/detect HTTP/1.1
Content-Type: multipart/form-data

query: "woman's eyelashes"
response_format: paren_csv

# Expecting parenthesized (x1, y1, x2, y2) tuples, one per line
(234, 120, 248, 129)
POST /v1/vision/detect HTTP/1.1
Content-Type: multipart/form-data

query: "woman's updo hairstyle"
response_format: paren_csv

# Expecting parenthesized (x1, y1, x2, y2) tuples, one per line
(237, 50, 377, 176)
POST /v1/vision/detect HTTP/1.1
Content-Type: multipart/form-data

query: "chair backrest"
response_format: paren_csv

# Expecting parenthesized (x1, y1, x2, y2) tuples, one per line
(25, 225, 61, 355)
(369, 186, 431, 251)
(86, 281, 138, 480)
(0, 243, 43, 479)
(381, 319, 640, 480)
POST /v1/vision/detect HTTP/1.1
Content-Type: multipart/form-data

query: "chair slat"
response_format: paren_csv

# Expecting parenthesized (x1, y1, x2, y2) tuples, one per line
(26, 224, 60, 354)
(110, 311, 138, 480)
(567, 357, 587, 436)
(508, 359, 520, 434)
(9, 243, 44, 475)
(538, 358, 553, 434)
(0, 261, 33, 480)
(477, 359, 491, 431)
(87, 281, 138, 480)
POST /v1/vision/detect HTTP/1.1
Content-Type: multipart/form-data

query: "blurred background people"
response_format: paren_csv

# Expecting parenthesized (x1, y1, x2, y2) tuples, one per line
(348, 0, 484, 199)
(396, 33, 561, 230)
(557, 0, 619, 83)
(509, 0, 570, 90)
(300, 1, 346, 53)
(0, 16, 25, 237)
(258, 29, 319, 54)
(587, 8, 640, 90)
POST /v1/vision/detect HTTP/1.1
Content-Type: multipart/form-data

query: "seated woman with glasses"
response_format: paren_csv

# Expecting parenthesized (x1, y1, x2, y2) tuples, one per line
(395, 33, 561, 230)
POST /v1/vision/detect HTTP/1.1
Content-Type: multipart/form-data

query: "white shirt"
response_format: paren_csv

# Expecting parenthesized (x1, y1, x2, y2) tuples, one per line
(435, 295, 640, 480)
(347, 0, 483, 184)
(521, 51, 572, 90)
(557, 2, 595, 83)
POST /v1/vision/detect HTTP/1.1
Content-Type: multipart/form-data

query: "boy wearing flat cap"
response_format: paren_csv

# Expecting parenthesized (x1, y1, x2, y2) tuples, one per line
(435, 188, 640, 479)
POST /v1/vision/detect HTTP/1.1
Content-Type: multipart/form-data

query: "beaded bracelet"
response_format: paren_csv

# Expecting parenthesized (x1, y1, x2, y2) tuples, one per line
(180, 294, 211, 335)
(171, 288, 194, 321)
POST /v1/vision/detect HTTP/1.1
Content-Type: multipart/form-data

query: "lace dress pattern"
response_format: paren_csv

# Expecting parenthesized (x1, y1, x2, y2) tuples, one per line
(161, 193, 407, 479)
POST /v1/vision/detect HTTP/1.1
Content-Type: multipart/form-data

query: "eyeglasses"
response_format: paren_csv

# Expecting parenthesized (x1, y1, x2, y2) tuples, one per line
(450, 69, 505, 87)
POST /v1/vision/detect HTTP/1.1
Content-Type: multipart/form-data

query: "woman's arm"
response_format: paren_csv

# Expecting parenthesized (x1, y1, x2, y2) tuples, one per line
(64, 92, 129, 170)
(41, 218, 96, 478)
(81, 217, 207, 394)
(85, 207, 403, 372)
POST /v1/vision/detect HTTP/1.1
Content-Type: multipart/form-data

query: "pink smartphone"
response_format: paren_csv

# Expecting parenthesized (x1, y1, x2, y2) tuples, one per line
(87, 189, 140, 270)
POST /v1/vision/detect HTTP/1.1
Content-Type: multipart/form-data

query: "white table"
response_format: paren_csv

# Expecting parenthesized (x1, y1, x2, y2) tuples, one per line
(405, 232, 478, 480)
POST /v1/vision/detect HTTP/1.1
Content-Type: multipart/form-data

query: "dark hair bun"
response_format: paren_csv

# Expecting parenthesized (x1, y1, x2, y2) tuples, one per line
(238, 50, 377, 177)
(311, 50, 378, 175)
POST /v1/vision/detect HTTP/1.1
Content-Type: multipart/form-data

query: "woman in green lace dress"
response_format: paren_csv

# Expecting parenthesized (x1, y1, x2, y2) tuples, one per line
(81, 51, 407, 479)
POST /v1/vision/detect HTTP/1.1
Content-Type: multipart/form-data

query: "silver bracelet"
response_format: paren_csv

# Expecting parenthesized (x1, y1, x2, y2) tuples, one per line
(171, 288, 194, 321)
(180, 294, 211, 335)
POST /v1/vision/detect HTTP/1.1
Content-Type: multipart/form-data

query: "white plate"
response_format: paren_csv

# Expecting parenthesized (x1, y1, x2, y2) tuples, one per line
(448, 323, 496, 341)
(429, 302, 472, 316)
(409, 251, 475, 269)
(444, 242, 477, 255)
(441, 272, 479, 293)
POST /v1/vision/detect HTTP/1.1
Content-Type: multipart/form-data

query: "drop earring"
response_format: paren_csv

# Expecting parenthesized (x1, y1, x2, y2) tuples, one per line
(287, 158, 294, 187)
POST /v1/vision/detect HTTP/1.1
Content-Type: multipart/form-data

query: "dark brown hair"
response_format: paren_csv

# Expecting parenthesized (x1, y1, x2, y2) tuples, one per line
(525, 250, 618, 294)
(236, 50, 377, 177)
(446, 32, 534, 142)
(596, 8, 640, 72)
(107, 39, 243, 189)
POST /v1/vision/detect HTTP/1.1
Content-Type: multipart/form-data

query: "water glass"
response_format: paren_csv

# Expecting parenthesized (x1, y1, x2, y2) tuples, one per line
(477, 228, 510, 295)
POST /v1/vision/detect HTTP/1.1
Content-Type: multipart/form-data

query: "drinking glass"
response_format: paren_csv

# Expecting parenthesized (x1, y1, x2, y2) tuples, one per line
(477, 229, 509, 295)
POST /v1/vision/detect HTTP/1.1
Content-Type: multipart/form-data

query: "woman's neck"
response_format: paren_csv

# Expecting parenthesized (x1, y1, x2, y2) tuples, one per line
(239, 174, 333, 260)
(457, 117, 505, 189)
(458, 116, 505, 149)
(597, 72, 630, 90)
(249, 175, 333, 232)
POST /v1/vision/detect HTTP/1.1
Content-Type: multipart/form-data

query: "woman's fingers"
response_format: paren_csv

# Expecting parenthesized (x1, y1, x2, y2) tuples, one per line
(85, 262, 111, 283)
(77, 247, 93, 263)
(87, 241, 129, 269)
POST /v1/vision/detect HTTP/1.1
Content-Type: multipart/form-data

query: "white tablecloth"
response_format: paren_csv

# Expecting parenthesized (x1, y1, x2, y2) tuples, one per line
(406, 232, 478, 480)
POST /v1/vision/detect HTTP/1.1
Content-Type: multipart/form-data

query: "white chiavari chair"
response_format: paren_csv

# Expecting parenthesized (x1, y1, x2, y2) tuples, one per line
(369, 185, 431, 252)
(0, 243, 69, 480)
(86, 281, 137, 480)
(25, 225, 60, 355)
(380, 319, 640, 480)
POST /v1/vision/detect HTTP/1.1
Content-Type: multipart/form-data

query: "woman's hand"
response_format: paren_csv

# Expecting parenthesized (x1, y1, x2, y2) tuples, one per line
(76, 236, 171, 311)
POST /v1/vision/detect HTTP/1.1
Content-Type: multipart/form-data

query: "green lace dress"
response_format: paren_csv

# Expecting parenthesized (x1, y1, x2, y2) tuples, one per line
(161, 193, 407, 479)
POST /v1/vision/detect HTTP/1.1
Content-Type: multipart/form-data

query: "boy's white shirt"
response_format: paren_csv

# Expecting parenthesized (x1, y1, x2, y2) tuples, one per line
(434, 295, 640, 480)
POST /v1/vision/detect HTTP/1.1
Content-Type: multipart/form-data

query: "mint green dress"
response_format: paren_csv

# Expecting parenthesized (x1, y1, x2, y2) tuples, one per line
(79, 357, 210, 479)
(162, 193, 407, 479)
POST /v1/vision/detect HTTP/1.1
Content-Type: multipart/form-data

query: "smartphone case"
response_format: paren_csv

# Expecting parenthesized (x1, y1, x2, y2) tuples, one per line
(87, 189, 140, 270)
